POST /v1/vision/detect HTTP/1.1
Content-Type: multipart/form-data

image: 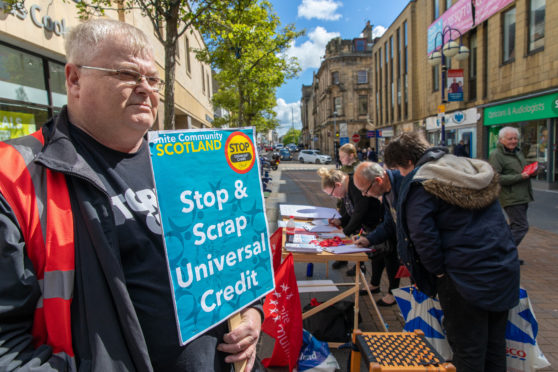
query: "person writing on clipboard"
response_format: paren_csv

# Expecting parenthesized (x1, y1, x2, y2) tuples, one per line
(317, 168, 383, 276)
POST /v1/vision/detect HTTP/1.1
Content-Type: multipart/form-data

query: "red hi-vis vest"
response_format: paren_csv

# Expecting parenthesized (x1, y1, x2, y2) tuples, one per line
(0, 130, 75, 365)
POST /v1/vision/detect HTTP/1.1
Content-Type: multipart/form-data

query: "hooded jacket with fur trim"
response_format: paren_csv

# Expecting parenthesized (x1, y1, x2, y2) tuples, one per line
(396, 148, 520, 311)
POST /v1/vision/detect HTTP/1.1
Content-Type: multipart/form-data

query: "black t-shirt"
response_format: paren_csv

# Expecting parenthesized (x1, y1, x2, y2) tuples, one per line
(69, 125, 225, 370)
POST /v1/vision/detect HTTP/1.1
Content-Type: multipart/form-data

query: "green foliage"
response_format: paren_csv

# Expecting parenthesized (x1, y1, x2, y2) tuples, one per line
(282, 128, 300, 145)
(194, 0, 302, 133)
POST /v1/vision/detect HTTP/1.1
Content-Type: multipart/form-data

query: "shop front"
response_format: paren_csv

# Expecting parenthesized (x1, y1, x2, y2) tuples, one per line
(425, 107, 479, 158)
(484, 92, 558, 187)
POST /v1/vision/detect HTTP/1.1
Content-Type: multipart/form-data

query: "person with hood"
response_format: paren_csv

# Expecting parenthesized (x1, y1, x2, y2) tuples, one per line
(383, 131, 520, 372)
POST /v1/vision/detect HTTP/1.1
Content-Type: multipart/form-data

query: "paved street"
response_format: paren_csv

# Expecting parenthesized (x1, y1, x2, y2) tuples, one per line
(259, 159, 558, 371)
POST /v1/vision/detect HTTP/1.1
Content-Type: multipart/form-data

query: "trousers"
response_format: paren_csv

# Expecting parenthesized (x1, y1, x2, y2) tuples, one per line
(437, 275, 508, 372)
(504, 203, 529, 247)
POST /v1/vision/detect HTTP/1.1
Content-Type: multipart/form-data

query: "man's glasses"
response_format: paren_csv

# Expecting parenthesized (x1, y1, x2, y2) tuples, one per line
(362, 180, 375, 195)
(329, 184, 336, 196)
(78, 65, 164, 92)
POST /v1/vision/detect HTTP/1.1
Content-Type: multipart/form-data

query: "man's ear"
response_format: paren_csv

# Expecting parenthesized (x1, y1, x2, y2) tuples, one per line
(65, 63, 81, 97)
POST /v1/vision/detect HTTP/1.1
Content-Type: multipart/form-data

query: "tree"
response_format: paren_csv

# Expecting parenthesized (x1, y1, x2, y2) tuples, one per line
(5, 0, 226, 130)
(195, 0, 302, 133)
(282, 128, 300, 146)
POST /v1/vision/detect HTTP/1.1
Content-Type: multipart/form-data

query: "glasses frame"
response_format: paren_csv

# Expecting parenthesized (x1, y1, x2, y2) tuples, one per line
(362, 180, 375, 195)
(329, 183, 337, 196)
(78, 65, 164, 92)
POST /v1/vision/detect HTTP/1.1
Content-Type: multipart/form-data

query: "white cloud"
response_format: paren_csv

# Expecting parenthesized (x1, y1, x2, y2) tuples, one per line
(298, 0, 342, 21)
(372, 25, 386, 39)
(274, 98, 301, 136)
(284, 26, 340, 71)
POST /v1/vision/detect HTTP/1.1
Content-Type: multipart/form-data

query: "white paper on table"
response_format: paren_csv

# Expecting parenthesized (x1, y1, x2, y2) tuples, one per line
(317, 232, 346, 239)
(279, 204, 341, 219)
(302, 224, 339, 233)
(284, 243, 322, 253)
(297, 280, 339, 293)
(322, 245, 372, 254)
(309, 219, 330, 226)
(293, 234, 316, 243)
(277, 220, 307, 228)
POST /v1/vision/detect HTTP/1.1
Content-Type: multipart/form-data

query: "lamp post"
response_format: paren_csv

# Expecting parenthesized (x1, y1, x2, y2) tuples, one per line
(427, 26, 470, 146)
(332, 111, 338, 158)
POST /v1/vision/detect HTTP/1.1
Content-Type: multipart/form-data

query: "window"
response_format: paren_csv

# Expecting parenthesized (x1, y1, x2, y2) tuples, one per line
(201, 65, 206, 94)
(331, 71, 339, 85)
(432, 65, 439, 92)
(446, 0, 452, 11)
(469, 30, 477, 101)
(357, 70, 368, 84)
(358, 95, 368, 115)
(185, 37, 191, 74)
(404, 21, 408, 74)
(502, 8, 516, 63)
(206, 73, 211, 97)
(433, 0, 440, 20)
(528, 0, 545, 52)
(0, 44, 48, 105)
(354, 38, 366, 52)
(333, 96, 342, 115)
(396, 28, 401, 78)
(48, 61, 67, 108)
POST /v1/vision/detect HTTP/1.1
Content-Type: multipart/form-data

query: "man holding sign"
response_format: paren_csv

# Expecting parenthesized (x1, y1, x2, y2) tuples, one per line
(0, 19, 262, 371)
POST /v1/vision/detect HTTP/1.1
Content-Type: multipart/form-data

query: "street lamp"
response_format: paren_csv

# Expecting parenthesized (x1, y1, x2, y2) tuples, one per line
(427, 26, 469, 145)
(333, 111, 338, 158)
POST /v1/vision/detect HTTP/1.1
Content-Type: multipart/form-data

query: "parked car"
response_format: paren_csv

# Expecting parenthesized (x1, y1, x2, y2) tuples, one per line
(264, 144, 273, 152)
(279, 148, 292, 161)
(298, 150, 332, 164)
(275, 143, 284, 150)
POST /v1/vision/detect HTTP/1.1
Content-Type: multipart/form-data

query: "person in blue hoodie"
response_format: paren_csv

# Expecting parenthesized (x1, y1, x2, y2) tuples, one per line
(383, 131, 520, 372)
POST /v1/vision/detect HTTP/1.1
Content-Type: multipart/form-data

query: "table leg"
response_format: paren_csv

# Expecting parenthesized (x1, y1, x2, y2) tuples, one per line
(360, 270, 388, 332)
(354, 263, 361, 331)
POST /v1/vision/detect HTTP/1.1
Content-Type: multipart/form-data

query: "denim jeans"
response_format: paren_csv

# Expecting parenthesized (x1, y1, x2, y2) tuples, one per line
(437, 275, 508, 372)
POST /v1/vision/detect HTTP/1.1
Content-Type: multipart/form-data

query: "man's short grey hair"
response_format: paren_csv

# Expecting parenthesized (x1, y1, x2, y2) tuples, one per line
(498, 126, 520, 139)
(65, 18, 153, 64)
(360, 162, 385, 181)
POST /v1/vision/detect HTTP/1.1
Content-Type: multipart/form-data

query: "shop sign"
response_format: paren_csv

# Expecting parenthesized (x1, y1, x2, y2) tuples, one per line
(0, 1, 68, 36)
(426, 108, 479, 131)
(381, 127, 394, 137)
(483, 93, 558, 125)
(0, 110, 36, 140)
(339, 137, 349, 145)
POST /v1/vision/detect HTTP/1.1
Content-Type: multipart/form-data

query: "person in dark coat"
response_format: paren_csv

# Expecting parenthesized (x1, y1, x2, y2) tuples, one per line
(453, 140, 469, 157)
(384, 131, 520, 372)
(353, 162, 404, 307)
(317, 168, 383, 239)
(367, 147, 378, 162)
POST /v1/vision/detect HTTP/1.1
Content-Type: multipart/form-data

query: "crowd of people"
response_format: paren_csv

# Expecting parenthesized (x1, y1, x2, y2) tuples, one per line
(319, 130, 530, 371)
(0, 16, 534, 372)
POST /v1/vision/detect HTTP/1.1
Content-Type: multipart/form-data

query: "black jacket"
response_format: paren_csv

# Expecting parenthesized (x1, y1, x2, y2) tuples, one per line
(339, 175, 383, 236)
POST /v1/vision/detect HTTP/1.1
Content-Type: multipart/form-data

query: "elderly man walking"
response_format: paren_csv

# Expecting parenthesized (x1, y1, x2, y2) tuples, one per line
(489, 126, 534, 265)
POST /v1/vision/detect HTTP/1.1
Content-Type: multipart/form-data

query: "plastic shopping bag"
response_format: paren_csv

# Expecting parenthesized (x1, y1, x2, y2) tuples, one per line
(506, 288, 550, 372)
(297, 329, 339, 372)
(392, 286, 453, 360)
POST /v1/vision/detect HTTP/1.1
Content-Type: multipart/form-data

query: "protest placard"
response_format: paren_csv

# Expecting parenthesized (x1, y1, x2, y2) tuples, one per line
(148, 128, 274, 344)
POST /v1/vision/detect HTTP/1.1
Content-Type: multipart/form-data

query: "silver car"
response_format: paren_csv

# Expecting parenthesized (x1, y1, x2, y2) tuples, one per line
(298, 150, 332, 164)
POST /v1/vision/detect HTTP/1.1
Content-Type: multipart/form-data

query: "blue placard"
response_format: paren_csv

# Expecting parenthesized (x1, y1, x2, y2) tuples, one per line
(148, 128, 274, 345)
(339, 137, 349, 145)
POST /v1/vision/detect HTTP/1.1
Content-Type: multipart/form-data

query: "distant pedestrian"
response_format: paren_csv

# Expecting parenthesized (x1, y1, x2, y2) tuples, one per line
(384, 131, 520, 372)
(368, 147, 378, 162)
(331, 143, 361, 270)
(489, 126, 533, 265)
(453, 140, 469, 157)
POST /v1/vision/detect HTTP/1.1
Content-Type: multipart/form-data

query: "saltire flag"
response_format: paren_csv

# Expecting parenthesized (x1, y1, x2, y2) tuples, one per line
(261, 254, 302, 370)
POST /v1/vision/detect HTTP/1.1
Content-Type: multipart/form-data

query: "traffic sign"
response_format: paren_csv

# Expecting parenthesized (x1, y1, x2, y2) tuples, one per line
(352, 133, 360, 143)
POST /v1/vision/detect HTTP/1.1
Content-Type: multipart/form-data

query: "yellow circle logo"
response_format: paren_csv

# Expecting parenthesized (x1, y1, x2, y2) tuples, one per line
(225, 131, 255, 174)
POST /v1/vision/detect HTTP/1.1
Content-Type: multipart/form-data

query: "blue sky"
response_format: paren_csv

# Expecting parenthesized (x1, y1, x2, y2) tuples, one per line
(269, 0, 410, 136)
